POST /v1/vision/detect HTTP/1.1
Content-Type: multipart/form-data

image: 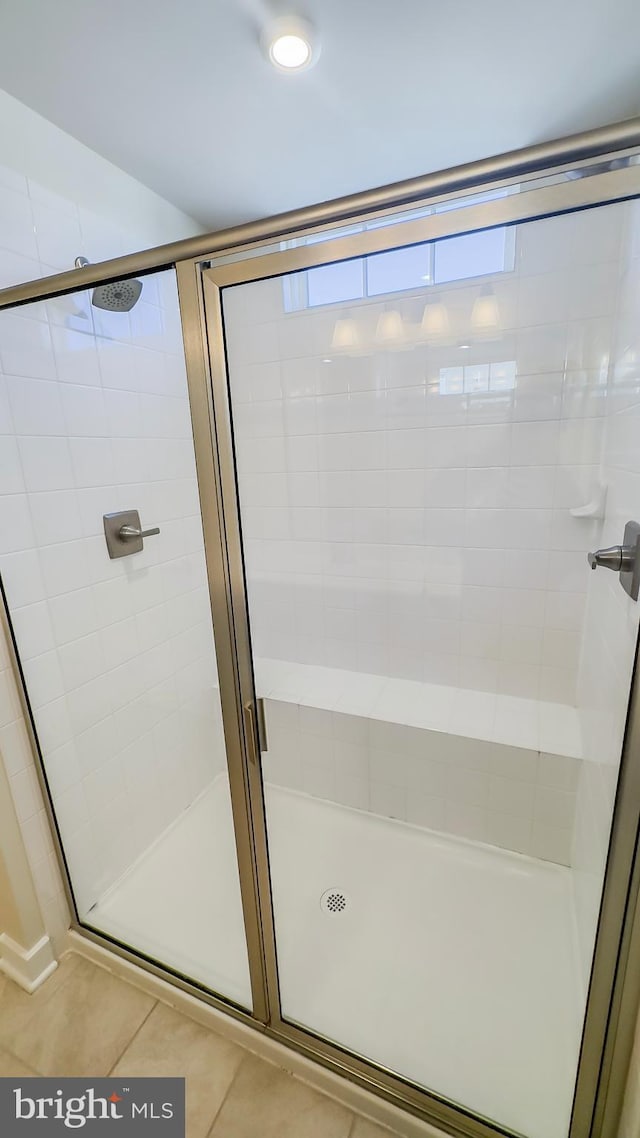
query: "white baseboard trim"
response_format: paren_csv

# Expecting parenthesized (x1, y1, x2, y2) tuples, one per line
(0, 932, 57, 992)
(66, 930, 446, 1138)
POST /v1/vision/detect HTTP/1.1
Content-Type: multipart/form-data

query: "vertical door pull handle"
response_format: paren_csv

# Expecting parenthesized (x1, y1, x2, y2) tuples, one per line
(244, 702, 260, 766)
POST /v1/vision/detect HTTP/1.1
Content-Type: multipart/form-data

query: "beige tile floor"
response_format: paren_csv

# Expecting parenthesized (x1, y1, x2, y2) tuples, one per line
(0, 953, 404, 1138)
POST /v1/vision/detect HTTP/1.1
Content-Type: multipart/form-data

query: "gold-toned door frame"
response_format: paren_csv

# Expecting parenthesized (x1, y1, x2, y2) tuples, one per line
(0, 123, 639, 1138)
(190, 161, 640, 1138)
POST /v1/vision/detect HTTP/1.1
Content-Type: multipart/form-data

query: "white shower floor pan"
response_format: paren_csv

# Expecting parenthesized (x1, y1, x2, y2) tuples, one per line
(91, 777, 582, 1138)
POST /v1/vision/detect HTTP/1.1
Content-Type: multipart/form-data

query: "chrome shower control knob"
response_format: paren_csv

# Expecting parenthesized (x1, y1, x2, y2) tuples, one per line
(587, 522, 640, 601)
(103, 510, 160, 559)
(588, 545, 633, 572)
(119, 524, 161, 541)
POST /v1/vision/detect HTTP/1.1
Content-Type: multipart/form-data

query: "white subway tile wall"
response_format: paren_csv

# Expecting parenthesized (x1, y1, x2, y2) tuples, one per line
(224, 206, 624, 704)
(0, 168, 225, 922)
(227, 200, 640, 900)
(256, 657, 582, 863)
(572, 198, 640, 992)
(263, 697, 580, 865)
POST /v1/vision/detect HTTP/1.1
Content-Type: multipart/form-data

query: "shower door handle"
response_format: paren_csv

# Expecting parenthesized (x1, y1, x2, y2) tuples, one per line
(243, 699, 268, 766)
(244, 702, 260, 766)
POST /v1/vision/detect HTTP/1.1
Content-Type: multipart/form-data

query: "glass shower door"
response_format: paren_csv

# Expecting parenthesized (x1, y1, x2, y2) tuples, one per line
(0, 268, 253, 1009)
(215, 189, 640, 1138)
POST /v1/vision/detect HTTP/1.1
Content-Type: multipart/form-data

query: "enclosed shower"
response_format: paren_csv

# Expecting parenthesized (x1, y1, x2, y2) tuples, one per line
(2, 127, 640, 1138)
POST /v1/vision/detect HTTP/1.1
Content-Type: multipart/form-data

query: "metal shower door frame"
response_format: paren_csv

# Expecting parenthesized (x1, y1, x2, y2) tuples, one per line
(1, 120, 640, 1138)
(185, 163, 640, 1138)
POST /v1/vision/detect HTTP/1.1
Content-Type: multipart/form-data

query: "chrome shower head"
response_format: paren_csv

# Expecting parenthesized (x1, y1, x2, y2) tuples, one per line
(74, 256, 143, 311)
(91, 278, 143, 311)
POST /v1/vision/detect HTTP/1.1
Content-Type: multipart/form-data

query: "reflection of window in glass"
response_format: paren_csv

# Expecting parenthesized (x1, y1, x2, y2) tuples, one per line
(439, 367, 464, 395)
(367, 245, 431, 295)
(307, 259, 364, 306)
(435, 189, 509, 214)
(464, 364, 490, 393)
(489, 360, 516, 390)
(434, 228, 509, 284)
(365, 204, 435, 231)
(439, 360, 516, 396)
(283, 188, 515, 311)
(285, 231, 514, 311)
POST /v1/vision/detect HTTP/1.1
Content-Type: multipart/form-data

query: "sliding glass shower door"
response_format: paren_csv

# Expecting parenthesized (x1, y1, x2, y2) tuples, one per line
(210, 177, 640, 1138)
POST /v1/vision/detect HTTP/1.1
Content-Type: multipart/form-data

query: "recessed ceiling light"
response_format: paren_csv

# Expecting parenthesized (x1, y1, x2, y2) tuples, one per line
(262, 17, 318, 72)
(272, 33, 310, 68)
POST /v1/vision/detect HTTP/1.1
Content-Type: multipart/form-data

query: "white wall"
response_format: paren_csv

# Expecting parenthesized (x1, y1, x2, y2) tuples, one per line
(223, 204, 623, 705)
(0, 702, 57, 991)
(0, 90, 215, 940)
(0, 88, 198, 262)
(572, 198, 640, 992)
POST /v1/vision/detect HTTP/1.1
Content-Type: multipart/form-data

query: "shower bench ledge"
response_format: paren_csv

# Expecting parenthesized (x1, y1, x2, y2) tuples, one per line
(254, 657, 583, 760)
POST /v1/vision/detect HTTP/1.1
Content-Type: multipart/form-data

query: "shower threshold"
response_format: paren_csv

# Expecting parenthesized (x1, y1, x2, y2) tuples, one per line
(89, 777, 582, 1138)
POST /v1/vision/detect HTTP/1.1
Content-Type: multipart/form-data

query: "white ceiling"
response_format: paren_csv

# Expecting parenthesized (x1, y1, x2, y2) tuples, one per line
(1, 0, 639, 230)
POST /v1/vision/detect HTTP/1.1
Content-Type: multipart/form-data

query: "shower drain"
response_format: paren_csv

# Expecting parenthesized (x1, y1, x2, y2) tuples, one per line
(320, 889, 349, 916)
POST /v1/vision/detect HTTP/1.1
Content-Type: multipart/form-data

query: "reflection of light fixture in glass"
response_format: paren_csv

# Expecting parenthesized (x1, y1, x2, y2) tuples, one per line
(331, 317, 360, 352)
(471, 285, 500, 333)
(376, 309, 404, 344)
(420, 296, 450, 339)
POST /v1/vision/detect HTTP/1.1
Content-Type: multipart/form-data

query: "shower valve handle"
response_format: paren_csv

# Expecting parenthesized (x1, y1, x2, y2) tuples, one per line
(103, 509, 160, 559)
(587, 521, 640, 602)
(119, 524, 161, 541)
(588, 545, 635, 572)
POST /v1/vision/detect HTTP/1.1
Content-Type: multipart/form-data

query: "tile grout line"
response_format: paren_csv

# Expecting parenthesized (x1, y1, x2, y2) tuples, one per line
(205, 1053, 250, 1137)
(106, 997, 158, 1077)
(1, 1043, 40, 1076)
(2, 954, 153, 1078)
(205, 1048, 360, 1138)
(0, 950, 84, 1061)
